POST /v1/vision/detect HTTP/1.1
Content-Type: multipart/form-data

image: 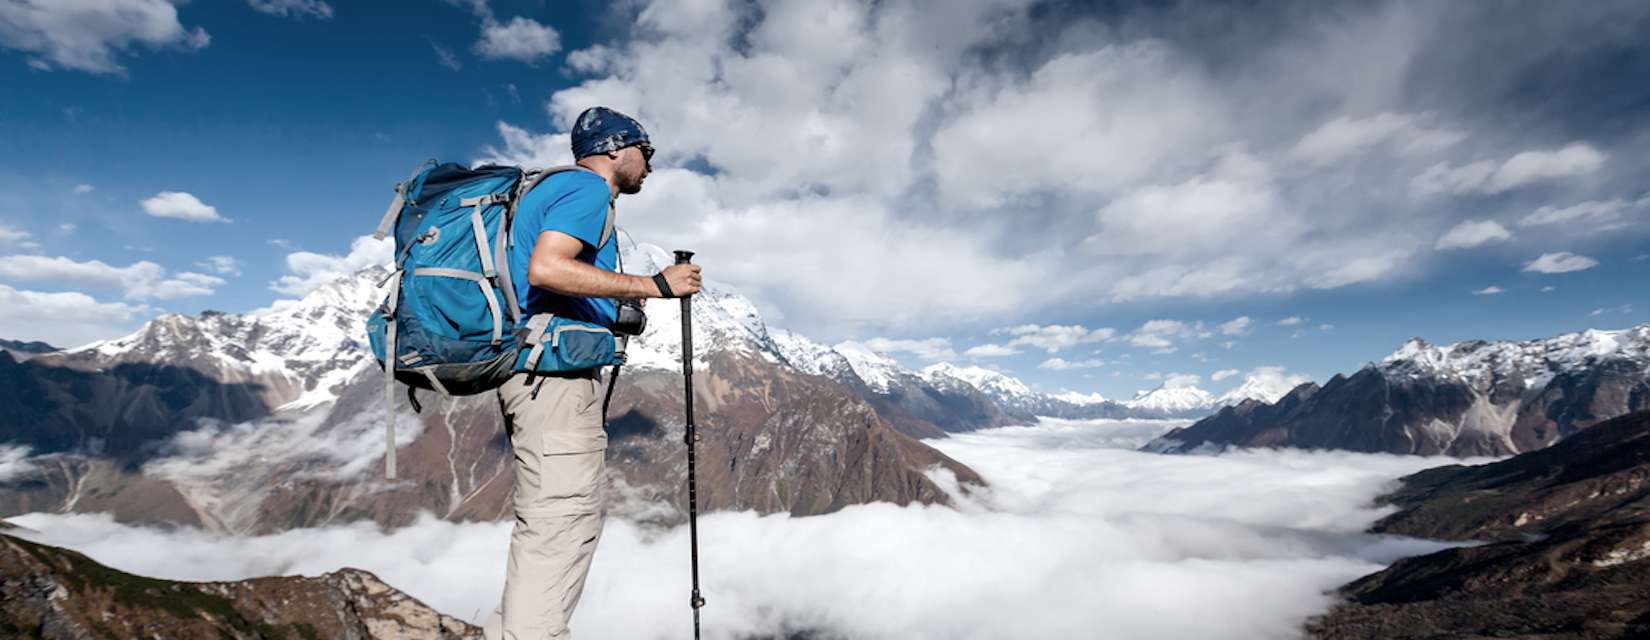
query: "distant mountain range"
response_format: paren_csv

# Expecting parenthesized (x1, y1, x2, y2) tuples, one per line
(0, 527, 477, 639)
(1307, 409, 1650, 639)
(1148, 325, 1650, 456)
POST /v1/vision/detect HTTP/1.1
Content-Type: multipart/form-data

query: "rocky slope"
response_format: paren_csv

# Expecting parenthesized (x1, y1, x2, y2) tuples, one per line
(0, 244, 981, 533)
(0, 530, 477, 639)
(1306, 410, 1650, 640)
(1148, 325, 1650, 456)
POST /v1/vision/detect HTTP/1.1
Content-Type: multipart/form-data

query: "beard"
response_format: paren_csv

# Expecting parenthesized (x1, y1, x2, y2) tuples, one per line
(619, 170, 645, 194)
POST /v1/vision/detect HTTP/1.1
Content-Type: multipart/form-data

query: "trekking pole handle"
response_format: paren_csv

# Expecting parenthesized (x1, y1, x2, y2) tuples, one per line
(674, 250, 695, 266)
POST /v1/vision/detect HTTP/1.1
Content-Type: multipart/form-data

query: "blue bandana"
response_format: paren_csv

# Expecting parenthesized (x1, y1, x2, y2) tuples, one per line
(570, 107, 651, 160)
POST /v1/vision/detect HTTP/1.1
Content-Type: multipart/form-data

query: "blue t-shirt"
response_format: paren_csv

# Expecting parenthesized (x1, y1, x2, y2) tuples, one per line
(509, 170, 618, 327)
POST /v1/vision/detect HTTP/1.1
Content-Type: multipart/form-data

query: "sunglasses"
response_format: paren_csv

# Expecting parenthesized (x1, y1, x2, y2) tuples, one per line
(635, 143, 655, 163)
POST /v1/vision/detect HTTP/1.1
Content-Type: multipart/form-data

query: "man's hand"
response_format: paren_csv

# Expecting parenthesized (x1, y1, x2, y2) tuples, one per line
(657, 263, 702, 297)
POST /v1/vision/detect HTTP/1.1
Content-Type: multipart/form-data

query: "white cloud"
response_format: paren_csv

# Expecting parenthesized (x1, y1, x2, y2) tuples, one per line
(1218, 316, 1252, 336)
(141, 191, 228, 223)
(474, 16, 559, 64)
(1589, 304, 1632, 317)
(963, 343, 1019, 358)
(1276, 317, 1303, 326)
(1540, 286, 1556, 293)
(0, 254, 222, 300)
(431, 42, 461, 70)
(990, 324, 1114, 354)
(1519, 196, 1648, 230)
(1471, 285, 1504, 296)
(194, 255, 243, 277)
(0, 283, 149, 346)
(1291, 112, 1465, 166)
(1038, 357, 1105, 370)
(0, 224, 30, 244)
(269, 234, 392, 296)
(860, 336, 955, 362)
(1124, 319, 1213, 354)
(0, 0, 210, 74)
(72, 183, 93, 194)
(0, 445, 38, 482)
(57, 223, 75, 233)
(1434, 219, 1511, 249)
(1210, 369, 1241, 382)
(1160, 373, 1203, 389)
(1412, 143, 1606, 196)
(9, 420, 1467, 639)
(247, 0, 332, 20)
(1522, 251, 1598, 274)
(475, 122, 571, 167)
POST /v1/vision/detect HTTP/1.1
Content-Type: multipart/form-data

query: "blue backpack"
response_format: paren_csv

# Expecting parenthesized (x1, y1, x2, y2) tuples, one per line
(366, 162, 621, 479)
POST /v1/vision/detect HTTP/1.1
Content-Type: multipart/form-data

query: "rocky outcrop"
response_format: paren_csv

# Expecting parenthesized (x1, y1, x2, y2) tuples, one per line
(1149, 326, 1650, 456)
(1306, 410, 1650, 640)
(0, 531, 478, 639)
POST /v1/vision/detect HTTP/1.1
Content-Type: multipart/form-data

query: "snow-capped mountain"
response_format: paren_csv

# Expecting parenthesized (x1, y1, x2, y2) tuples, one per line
(0, 243, 983, 533)
(1123, 383, 1217, 415)
(1214, 368, 1311, 407)
(1148, 325, 1650, 456)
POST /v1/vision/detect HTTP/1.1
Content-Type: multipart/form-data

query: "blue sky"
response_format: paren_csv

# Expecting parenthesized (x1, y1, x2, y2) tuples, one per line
(1, 0, 1647, 400)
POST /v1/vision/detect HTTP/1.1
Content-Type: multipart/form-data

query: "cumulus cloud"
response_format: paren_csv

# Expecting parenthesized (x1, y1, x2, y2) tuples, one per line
(1522, 251, 1598, 274)
(1038, 357, 1105, 370)
(474, 122, 571, 167)
(194, 255, 243, 277)
(0, 0, 210, 74)
(1471, 285, 1504, 296)
(860, 336, 955, 362)
(1519, 196, 1649, 230)
(1435, 219, 1511, 249)
(990, 324, 1114, 354)
(0, 254, 222, 300)
(1412, 143, 1606, 196)
(474, 16, 559, 64)
(247, 0, 332, 20)
(1211, 368, 1241, 382)
(1218, 316, 1252, 336)
(269, 234, 392, 297)
(1291, 112, 1465, 166)
(0, 224, 30, 245)
(72, 183, 93, 194)
(0, 283, 150, 346)
(141, 191, 228, 223)
(963, 343, 1019, 358)
(1276, 316, 1304, 326)
(1124, 319, 1213, 353)
(11, 420, 1467, 639)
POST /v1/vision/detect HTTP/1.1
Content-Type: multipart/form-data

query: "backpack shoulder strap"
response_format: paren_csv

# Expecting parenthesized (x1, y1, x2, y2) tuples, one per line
(513, 165, 618, 250)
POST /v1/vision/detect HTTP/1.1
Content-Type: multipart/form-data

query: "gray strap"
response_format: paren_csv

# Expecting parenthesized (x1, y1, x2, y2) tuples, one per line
(419, 367, 451, 397)
(373, 163, 429, 240)
(599, 202, 615, 249)
(522, 314, 553, 370)
(411, 268, 504, 344)
(495, 209, 521, 322)
(382, 274, 402, 481)
(461, 194, 505, 280)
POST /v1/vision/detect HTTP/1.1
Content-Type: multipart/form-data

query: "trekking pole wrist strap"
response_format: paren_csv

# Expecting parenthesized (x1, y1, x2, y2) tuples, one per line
(652, 273, 675, 298)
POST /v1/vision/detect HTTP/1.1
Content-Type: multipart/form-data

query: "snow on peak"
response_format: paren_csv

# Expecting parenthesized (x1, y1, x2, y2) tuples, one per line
(1378, 324, 1650, 387)
(769, 328, 854, 380)
(1048, 390, 1109, 405)
(1216, 367, 1310, 407)
(832, 340, 907, 393)
(618, 242, 784, 371)
(921, 362, 1035, 401)
(1125, 382, 1217, 414)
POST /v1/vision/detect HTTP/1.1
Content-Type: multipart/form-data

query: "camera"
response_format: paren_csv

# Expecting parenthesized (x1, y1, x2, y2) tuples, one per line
(611, 298, 648, 336)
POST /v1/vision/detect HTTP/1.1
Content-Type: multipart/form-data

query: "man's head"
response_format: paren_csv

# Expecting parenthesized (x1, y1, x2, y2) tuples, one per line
(571, 106, 652, 195)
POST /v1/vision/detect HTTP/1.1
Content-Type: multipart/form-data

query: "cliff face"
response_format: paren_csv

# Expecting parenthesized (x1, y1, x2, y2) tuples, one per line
(1150, 326, 1650, 456)
(0, 531, 478, 639)
(1307, 410, 1650, 640)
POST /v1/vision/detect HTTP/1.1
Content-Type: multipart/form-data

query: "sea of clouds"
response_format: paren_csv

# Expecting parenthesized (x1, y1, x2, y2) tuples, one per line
(10, 418, 1480, 639)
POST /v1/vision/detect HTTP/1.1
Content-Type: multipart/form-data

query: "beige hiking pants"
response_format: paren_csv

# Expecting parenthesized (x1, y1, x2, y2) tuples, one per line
(482, 370, 607, 640)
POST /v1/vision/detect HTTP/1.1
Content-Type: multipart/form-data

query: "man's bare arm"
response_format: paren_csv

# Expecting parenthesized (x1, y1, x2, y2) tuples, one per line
(526, 230, 701, 298)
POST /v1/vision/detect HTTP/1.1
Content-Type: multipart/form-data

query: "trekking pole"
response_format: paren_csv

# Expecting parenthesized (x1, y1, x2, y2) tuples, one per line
(674, 249, 706, 639)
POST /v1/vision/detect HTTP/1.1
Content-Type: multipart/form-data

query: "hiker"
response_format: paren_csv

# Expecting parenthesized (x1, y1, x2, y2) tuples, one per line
(482, 106, 702, 639)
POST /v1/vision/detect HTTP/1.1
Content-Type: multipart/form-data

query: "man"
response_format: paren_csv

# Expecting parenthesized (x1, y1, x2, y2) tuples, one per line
(483, 106, 702, 639)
